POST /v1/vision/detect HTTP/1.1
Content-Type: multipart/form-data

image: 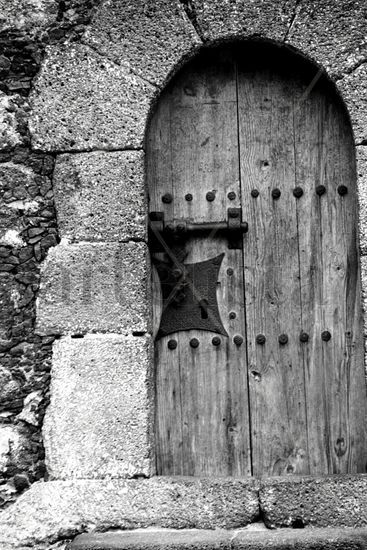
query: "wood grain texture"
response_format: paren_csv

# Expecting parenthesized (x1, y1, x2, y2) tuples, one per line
(237, 60, 309, 476)
(147, 44, 367, 477)
(148, 49, 251, 476)
(294, 81, 367, 473)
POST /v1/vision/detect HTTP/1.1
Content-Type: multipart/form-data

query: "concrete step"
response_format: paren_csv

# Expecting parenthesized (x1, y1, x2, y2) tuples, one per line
(68, 526, 367, 550)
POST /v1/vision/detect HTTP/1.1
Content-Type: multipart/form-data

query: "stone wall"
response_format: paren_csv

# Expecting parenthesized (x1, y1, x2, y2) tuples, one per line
(0, 0, 102, 510)
(1, 0, 367, 549)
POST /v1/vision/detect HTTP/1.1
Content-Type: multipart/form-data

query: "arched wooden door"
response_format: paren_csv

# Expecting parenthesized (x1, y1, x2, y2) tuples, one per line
(147, 43, 367, 477)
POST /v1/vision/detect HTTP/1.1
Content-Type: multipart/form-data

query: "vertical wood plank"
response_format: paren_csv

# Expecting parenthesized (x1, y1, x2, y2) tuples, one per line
(295, 81, 367, 473)
(237, 57, 309, 476)
(148, 49, 251, 476)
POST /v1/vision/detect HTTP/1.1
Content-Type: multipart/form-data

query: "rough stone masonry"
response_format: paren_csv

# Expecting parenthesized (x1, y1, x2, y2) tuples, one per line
(2, 1, 367, 549)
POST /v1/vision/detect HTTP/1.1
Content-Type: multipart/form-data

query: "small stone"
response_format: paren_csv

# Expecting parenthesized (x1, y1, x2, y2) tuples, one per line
(13, 474, 30, 492)
(28, 227, 45, 238)
(0, 264, 15, 272)
(0, 247, 11, 258)
(18, 247, 34, 263)
(6, 255, 20, 265)
(15, 272, 40, 285)
(34, 242, 43, 262)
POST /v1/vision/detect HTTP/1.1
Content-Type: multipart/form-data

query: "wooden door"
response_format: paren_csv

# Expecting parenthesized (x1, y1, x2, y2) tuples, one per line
(147, 44, 367, 477)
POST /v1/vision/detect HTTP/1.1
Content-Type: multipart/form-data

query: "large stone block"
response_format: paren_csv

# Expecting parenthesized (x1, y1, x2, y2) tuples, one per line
(285, 0, 367, 79)
(53, 151, 146, 242)
(357, 147, 367, 255)
(43, 334, 153, 479)
(0, 478, 260, 547)
(83, 0, 201, 88)
(29, 44, 156, 152)
(260, 475, 367, 528)
(36, 241, 149, 334)
(191, 0, 297, 42)
(338, 65, 367, 145)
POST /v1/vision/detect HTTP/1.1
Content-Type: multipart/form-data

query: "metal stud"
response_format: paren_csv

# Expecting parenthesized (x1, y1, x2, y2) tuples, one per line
(251, 189, 259, 198)
(316, 185, 326, 196)
(338, 185, 348, 196)
(167, 339, 177, 350)
(300, 332, 309, 343)
(212, 336, 221, 346)
(272, 188, 281, 199)
(227, 191, 236, 200)
(228, 209, 239, 218)
(162, 193, 173, 204)
(234, 335, 243, 346)
(206, 191, 216, 202)
(229, 311, 236, 320)
(227, 268, 234, 276)
(185, 193, 193, 201)
(278, 333, 289, 345)
(190, 338, 200, 348)
(321, 330, 331, 342)
(293, 187, 304, 198)
(256, 334, 266, 345)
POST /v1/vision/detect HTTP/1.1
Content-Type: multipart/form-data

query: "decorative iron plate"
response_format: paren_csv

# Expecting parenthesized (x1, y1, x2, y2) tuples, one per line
(154, 253, 228, 340)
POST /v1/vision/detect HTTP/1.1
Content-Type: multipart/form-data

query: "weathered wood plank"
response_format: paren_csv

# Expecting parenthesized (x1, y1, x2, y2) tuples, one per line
(148, 49, 251, 476)
(290, 71, 367, 473)
(237, 57, 309, 476)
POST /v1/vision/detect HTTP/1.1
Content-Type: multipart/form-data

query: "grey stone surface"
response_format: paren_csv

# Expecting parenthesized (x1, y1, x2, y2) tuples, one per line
(36, 241, 149, 334)
(285, 0, 367, 79)
(259, 474, 367, 528)
(69, 527, 367, 550)
(43, 334, 153, 479)
(29, 43, 156, 152)
(0, 0, 58, 38)
(53, 151, 146, 242)
(0, 478, 260, 547)
(83, 0, 201, 88)
(337, 64, 367, 145)
(357, 147, 367, 255)
(191, 0, 297, 42)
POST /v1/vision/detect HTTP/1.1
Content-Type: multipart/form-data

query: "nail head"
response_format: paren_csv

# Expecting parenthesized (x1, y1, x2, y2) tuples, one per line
(272, 188, 281, 199)
(316, 185, 326, 196)
(251, 189, 259, 198)
(227, 191, 236, 200)
(234, 335, 243, 346)
(256, 334, 266, 345)
(338, 185, 348, 196)
(190, 338, 200, 348)
(321, 330, 331, 341)
(162, 193, 173, 204)
(167, 339, 177, 350)
(279, 333, 289, 345)
(212, 336, 221, 346)
(293, 186, 304, 198)
(185, 193, 193, 201)
(206, 191, 216, 202)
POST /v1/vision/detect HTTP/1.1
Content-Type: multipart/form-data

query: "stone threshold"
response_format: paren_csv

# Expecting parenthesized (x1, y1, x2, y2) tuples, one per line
(2, 475, 367, 548)
(68, 527, 367, 550)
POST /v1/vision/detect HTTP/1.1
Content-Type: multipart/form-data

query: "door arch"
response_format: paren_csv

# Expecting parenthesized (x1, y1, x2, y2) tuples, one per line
(146, 42, 367, 477)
